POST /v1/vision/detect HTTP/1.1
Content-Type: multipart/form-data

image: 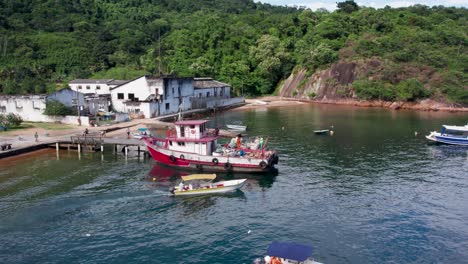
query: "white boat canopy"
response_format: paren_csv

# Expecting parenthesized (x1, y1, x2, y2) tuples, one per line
(443, 125, 468, 132)
(181, 174, 217, 181)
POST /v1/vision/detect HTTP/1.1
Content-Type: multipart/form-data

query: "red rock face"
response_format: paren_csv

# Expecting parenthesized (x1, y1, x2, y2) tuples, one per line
(278, 61, 467, 112)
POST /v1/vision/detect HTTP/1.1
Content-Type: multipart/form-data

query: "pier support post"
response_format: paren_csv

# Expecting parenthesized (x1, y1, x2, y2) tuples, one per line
(56, 142, 59, 151)
(78, 144, 81, 152)
(101, 145, 104, 152)
(125, 146, 128, 157)
(137, 146, 140, 159)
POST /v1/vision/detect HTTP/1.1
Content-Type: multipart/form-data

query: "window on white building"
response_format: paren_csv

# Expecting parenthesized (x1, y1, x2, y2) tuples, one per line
(166, 103, 170, 110)
(118, 93, 124, 99)
(78, 85, 82, 89)
(207, 92, 210, 97)
(96, 85, 101, 90)
(86, 85, 90, 90)
(128, 93, 135, 100)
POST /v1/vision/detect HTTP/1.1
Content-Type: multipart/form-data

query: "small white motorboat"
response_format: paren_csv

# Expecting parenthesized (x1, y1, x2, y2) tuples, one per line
(227, 124, 247, 131)
(313, 129, 329, 135)
(426, 125, 468, 145)
(170, 174, 246, 196)
(259, 242, 323, 264)
(133, 128, 150, 139)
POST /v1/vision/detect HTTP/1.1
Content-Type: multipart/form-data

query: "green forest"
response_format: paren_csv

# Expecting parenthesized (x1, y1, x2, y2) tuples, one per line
(0, 0, 467, 104)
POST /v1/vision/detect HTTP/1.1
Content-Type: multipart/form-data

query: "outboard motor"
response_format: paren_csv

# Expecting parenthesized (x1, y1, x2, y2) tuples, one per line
(169, 187, 175, 194)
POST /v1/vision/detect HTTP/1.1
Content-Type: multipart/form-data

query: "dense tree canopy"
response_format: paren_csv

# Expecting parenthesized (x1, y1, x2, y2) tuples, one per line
(0, 0, 466, 104)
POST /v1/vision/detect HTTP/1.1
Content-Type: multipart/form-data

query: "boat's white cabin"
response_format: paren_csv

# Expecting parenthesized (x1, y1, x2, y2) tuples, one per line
(166, 120, 218, 156)
(174, 120, 209, 139)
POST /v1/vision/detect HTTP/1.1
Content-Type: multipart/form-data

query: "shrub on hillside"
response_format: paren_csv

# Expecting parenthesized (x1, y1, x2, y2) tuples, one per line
(395, 79, 431, 101)
(442, 85, 468, 105)
(352, 79, 396, 101)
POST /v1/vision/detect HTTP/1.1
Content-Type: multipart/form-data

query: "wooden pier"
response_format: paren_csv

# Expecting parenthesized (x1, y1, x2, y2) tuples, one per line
(0, 135, 149, 160)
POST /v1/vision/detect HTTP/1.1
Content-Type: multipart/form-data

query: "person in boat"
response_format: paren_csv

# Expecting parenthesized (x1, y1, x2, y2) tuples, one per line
(264, 256, 283, 264)
(237, 134, 242, 148)
(259, 137, 264, 149)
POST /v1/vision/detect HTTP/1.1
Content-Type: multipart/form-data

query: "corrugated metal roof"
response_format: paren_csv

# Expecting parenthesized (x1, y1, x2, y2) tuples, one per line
(69, 79, 115, 84)
(108, 80, 127, 85)
(194, 78, 230, 89)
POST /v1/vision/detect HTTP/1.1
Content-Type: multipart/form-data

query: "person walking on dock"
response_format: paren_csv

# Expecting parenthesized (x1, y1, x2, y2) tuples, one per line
(34, 131, 38, 142)
(127, 128, 130, 139)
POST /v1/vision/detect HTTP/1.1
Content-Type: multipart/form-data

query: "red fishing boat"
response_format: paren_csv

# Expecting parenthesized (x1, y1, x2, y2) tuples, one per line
(143, 120, 278, 173)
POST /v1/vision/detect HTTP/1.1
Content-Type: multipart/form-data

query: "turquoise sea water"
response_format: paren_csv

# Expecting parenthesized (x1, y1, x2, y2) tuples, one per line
(0, 104, 467, 263)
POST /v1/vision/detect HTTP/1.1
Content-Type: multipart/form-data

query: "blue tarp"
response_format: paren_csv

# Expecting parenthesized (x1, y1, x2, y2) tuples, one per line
(267, 242, 312, 262)
(137, 128, 147, 131)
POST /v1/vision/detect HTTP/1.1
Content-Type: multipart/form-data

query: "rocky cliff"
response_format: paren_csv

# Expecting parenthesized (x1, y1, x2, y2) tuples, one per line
(278, 60, 467, 111)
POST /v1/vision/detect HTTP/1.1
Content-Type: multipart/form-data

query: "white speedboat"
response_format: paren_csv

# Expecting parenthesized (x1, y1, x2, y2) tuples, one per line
(260, 242, 323, 264)
(426, 125, 468, 145)
(227, 124, 247, 131)
(170, 174, 246, 196)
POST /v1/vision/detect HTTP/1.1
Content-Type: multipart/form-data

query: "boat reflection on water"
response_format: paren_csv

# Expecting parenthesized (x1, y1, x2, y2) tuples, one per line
(145, 164, 278, 191)
(428, 145, 468, 159)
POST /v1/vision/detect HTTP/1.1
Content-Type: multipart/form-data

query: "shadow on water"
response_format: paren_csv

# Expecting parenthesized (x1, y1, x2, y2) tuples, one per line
(145, 163, 278, 189)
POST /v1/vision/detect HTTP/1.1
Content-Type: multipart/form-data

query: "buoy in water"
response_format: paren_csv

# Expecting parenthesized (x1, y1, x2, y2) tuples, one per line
(414, 131, 418, 136)
(330, 130, 334, 136)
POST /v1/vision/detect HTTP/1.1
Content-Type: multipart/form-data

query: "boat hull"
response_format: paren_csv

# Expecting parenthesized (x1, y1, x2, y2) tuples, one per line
(145, 141, 278, 173)
(226, 125, 247, 131)
(426, 132, 468, 145)
(173, 179, 246, 196)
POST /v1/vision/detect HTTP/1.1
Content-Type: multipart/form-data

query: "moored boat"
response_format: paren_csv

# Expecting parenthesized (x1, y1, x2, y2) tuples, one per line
(259, 242, 323, 264)
(143, 120, 278, 173)
(425, 125, 468, 145)
(169, 174, 246, 196)
(227, 124, 247, 131)
(313, 129, 329, 135)
(133, 128, 150, 139)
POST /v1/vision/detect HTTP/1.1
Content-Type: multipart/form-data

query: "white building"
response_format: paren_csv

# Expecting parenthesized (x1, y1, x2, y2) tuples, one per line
(0, 88, 93, 125)
(110, 76, 194, 118)
(72, 75, 243, 119)
(69, 79, 127, 95)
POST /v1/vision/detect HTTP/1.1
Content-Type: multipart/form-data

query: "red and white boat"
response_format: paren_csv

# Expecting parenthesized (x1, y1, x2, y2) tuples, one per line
(143, 120, 279, 173)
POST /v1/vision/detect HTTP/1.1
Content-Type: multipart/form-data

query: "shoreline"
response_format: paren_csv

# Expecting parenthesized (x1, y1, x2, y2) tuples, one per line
(0, 97, 465, 159)
(236, 96, 468, 113)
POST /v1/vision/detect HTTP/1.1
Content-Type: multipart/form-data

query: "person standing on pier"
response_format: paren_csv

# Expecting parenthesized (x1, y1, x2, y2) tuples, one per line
(127, 128, 130, 139)
(34, 131, 38, 142)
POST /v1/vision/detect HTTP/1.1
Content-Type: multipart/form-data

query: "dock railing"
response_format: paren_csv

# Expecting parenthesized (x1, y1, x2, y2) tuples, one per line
(70, 135, 104, 145)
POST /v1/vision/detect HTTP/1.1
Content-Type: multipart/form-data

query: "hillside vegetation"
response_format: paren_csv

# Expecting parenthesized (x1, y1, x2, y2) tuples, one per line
(0, 0, 466, 105)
